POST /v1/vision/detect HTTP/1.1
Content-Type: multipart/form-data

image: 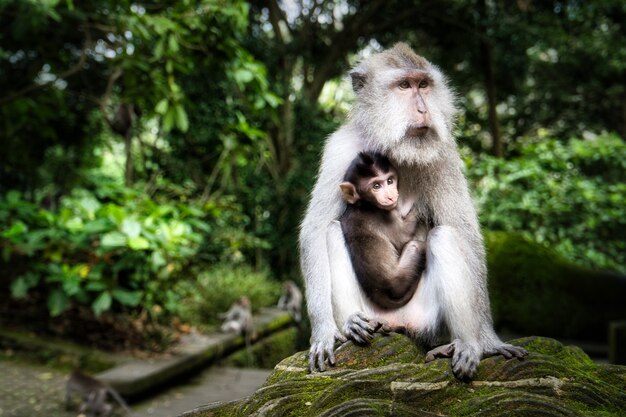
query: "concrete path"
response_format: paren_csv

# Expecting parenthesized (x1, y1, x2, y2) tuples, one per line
(0, 360, 270, 417)
(133, 367, 271, 417)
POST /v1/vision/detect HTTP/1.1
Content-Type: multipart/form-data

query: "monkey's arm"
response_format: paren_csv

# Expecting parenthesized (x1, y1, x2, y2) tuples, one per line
(346, 229, 423, 310)
(300, 127, 362, 371)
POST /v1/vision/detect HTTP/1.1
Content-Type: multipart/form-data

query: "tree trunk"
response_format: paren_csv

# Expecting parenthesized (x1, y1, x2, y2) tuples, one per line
(478, 0, 503, 157)
(124, 132, 134, 186)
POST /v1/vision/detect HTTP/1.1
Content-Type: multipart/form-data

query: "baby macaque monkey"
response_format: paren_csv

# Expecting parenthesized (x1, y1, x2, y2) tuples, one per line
(220, 296, 254, 337)
(277, 280, 303, 322)
(65, 370, 131, 417)
(340, 152, 426, 310)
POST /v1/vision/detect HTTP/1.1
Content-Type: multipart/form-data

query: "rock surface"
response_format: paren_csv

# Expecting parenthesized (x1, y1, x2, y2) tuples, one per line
(182, 334, 626, 417)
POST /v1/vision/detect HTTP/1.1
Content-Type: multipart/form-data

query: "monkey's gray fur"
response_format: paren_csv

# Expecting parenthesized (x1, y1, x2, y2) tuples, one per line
(299, 43, 526, 379)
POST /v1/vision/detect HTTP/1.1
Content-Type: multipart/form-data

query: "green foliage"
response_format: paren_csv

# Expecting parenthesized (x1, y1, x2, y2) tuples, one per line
(177, 264, 281, 328)
(467, 134, 626, 273)
(0, 179, 205, 317)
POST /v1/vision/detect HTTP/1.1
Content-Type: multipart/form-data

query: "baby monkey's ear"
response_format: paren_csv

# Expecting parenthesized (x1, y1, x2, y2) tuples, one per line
(339, 182, 360, 204)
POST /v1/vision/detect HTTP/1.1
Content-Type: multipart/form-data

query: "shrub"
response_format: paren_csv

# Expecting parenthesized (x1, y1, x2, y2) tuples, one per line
(0, 183, 205, 317)
(177, 264, 281, 329)
(466, 133, 626, 273)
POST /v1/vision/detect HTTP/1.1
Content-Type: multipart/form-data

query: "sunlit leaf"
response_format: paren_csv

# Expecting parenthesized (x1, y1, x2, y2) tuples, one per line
(101, 232, 127, 248)
(128, 236, 150, 250)
(121, 217, 141, 238)
(175, 105, 189, 132)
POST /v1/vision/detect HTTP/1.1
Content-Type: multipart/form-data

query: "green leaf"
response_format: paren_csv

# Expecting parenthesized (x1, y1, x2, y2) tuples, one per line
(234, 69, 254, 85)
(155, 98, 169, 115)
(92, 292, 112, 316)
(162, 107, 176, 132)
(168, 35, 179, 53)
(2, 221, 27, 239)
(112, 289, 142, 306)
(128, 236, 150, 250)
(175, 105, 189, 132)
(10, 272, 40, 299)
(121, 217, 141, 238)
(48, 289, 69, 317)
(101, 232, 127, 248)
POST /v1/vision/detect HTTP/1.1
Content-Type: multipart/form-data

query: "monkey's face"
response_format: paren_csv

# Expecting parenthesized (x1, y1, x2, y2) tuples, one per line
(362, 169, 398, 210)
(349, 45, 457, 166)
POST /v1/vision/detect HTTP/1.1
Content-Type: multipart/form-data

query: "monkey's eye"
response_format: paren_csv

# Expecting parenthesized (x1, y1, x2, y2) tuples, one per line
(419, 79, 429, 89)
(399, 80, 411, 89)
(387, 177, 394, 185)
(372, 183, 381, 190)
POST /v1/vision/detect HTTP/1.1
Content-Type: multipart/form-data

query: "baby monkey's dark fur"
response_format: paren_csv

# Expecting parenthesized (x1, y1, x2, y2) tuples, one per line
(340, 152, 426, 310)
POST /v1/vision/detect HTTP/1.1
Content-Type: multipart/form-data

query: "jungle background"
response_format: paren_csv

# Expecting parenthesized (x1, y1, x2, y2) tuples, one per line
(1, 0, 625, 353)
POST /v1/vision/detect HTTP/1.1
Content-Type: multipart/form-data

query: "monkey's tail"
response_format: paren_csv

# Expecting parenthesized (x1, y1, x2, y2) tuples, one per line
(107, 388, 133, 415)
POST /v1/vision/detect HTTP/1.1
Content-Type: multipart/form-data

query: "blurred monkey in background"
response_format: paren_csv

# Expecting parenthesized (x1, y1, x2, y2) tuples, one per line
(277, 280, 303, 323)
(65, 370, 131, 416)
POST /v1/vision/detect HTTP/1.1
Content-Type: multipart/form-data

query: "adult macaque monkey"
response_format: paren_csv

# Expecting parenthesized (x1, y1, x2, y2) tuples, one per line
(277, 280, 303, 323)
(340, 151, 426, 310)
(65, 370, 131, 416)
(299, 43, 527, 379)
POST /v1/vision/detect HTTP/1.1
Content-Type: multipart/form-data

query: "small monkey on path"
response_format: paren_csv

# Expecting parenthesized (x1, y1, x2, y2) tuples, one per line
(277, 281, 303, 322)
(220, 296, 255, 339)
(340, 152, 426, 311)
(65, 370, 131, 417)
(220, 296, 256, 364)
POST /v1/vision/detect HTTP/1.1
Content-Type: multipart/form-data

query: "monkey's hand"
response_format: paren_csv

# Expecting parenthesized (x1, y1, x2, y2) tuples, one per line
(484, 342, 528, 360)
(343, 312, 391, 345)
(308, 326, 347, 372)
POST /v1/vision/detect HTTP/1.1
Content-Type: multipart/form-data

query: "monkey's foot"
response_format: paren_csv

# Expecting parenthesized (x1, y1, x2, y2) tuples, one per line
(308, 328, 347, 372)
(485, 343, 528, 360)
(424, 342, 455, 362)
(343, 312, 390, 345)
(451, 340, 481, 380)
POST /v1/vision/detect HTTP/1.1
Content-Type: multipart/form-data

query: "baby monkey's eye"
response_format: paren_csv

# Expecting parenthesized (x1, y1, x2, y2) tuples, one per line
(372, 183, 381, 190)
(387, 178, 394, 185)
(399, 80, 411, 89)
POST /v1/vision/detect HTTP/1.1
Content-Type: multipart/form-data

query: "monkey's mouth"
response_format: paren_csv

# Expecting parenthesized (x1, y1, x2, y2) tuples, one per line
(378, 201, 398, 211)
(406, 125, 430, 138)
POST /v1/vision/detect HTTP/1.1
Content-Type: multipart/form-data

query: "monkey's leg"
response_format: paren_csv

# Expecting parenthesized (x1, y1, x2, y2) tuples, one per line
(426, 225, 482, 380)
(306, 220, 357, 372)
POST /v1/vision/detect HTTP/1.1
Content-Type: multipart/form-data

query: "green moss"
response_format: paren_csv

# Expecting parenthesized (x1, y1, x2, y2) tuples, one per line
(0, 328, 116, 373)
(221, 327, 298, 369)
(197, 336, 626, 417)
(485, 231, 626, 341)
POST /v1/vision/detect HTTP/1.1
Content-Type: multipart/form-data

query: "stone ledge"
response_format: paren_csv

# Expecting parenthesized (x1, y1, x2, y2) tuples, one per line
(95, 307, 292, 398)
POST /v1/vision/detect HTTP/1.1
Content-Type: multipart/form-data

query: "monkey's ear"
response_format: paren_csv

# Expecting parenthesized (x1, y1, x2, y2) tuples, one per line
(340, 182, 360, 204)
(350, 71, 367, 93)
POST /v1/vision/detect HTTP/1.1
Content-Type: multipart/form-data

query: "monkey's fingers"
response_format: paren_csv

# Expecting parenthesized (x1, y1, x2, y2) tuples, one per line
(424, 342, 455, 362)
(308, 342, 333, 372)
(489, 344, 528, 360)
(334, 329, 348, 344)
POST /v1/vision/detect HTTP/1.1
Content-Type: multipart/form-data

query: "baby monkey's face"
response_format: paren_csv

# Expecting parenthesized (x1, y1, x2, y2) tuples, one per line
(360, 169, 398, 211)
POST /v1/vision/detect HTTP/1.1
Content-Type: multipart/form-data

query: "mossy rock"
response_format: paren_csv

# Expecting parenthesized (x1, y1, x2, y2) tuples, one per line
(182, 334, 626, 417)
(221, 327, 299, 369)
(485, 231, 626, 341)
